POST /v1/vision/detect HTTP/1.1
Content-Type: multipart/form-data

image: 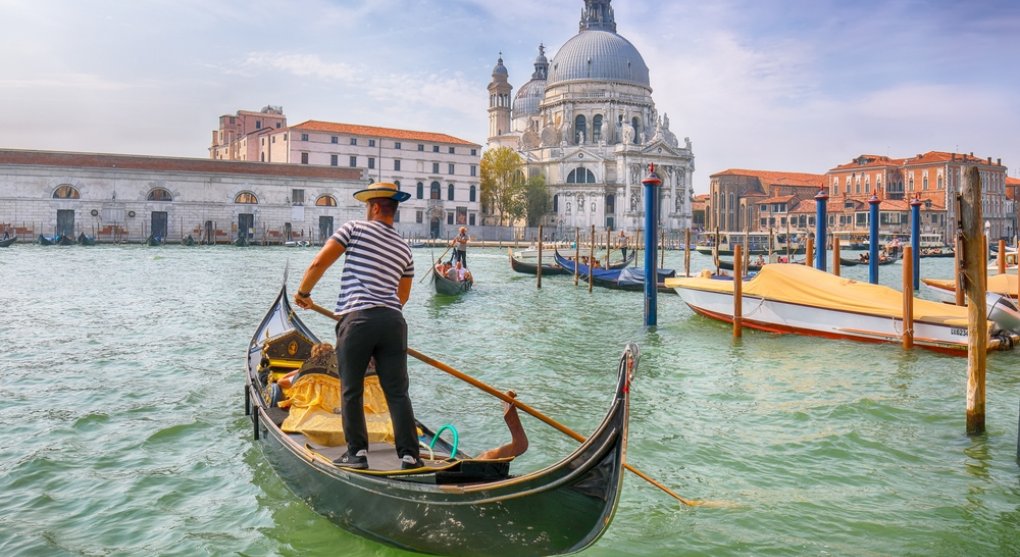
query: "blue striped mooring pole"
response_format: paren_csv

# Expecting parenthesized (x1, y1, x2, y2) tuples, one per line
(910, 196, 922, 291)
(643, 164, 661, 327)
(868, 194, 880, 284)
(814, 189, 829, 271)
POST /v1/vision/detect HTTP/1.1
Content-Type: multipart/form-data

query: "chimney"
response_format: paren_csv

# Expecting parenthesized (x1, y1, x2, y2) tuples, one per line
(987, 156, 992, 164)
(997, 158, 1001, 166)
(951, 153, 955, 161)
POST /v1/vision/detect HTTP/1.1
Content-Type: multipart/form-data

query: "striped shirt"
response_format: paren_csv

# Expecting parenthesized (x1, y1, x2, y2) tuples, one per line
(331, 220, 414, 315)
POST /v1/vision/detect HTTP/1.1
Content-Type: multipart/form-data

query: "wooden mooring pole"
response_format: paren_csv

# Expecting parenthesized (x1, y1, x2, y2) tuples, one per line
(961, 167, 987, 435)
(574, 228, 580, 286)
(536, 224, 543, 289)
(833, 239, 841, 276)
(998, 239, 1007, 275)
(733, 244, 743, 338)
(805, 236, 814, 267)
(589, 225, 595, 293)
(684, 228, 691, 277)
(902, 246, 914, 350)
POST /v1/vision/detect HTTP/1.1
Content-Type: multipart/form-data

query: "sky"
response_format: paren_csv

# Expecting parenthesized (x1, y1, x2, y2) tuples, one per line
(2, 0, 1019, 193)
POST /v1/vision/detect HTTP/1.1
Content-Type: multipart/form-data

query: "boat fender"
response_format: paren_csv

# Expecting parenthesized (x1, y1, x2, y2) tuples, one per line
(429, 424, 459, 460)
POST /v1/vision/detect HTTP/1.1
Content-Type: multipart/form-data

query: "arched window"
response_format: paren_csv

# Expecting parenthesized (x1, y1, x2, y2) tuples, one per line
(417, 182, 424, 199)
(908, 176, 914, 192)
(865, 176, 870, 193)
(53, 185, 80, 199)
(553, 194, 559, 212)
(448, 183, 455, 201)
(922, 176, 928, 190)
(937, 175, 943, 190)
(592, 115, 603, 142)
(469, 185, 476, 202)
(631, 117, 640, 144)
(147, 187, 173, 201)
(430, 181, 441, 200)
(574, 115, 587, 144)
(566, 167, 596, 184)
(315, 195, 337, 206)
(234, 191, 258, 204)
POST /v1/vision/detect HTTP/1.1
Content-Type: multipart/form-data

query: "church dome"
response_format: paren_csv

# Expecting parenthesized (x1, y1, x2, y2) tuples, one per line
(547, 30, 650, 89)
(513, 79, 546, 116)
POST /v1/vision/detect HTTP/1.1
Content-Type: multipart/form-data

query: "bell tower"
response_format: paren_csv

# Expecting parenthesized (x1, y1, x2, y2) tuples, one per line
(487, 53, 512, 142)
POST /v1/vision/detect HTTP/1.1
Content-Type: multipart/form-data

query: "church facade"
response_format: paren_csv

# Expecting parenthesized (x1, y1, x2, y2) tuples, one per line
(487, 0, 695, 237)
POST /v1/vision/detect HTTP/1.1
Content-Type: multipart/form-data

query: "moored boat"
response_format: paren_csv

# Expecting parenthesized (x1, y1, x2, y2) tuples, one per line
(246, 281, 633, 556)
(0, 236, 16, 247)
(553, 251, 676, 293)
(666, 263, 1020, 354)
(181, 234, 196, 246)
(77, 233, 96, 246)
(508, 247, 569, 275)
(146, 234, 164, 246)
(922, 274, 1019, 303)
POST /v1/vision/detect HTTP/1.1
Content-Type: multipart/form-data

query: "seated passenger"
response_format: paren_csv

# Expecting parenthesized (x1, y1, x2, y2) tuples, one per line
(268, 343, 337, 408)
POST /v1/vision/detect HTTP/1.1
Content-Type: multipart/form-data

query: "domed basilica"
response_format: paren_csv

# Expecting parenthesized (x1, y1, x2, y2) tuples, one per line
(487, 0, 694, 235)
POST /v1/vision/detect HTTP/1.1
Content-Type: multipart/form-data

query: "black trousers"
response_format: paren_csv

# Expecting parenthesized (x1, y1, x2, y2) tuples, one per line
(453, 249, 467, 268)
(335, 307, 419, 459)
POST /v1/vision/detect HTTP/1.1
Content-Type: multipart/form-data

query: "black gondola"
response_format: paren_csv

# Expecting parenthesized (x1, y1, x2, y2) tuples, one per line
(510, 248, 636, 276)
(715, 257, 763, 272)
(38, 234, 53, 246)
(77, 233, 96, 246)
(246, 281, 633, 556)
(39, 234, 73, 246)
(554, 251, 676, 294)
(433, 268, 473, 295)
(234, 234, 249, 247)
(181, 234, 196, 246)
(0, 236, 17, 248)
(146, 234, 164, 246)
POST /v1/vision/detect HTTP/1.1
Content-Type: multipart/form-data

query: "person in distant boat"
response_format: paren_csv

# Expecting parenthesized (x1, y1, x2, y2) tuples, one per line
(616, 231, 629, 260)
(755, 254, 766, 266)
(859, 253, 869, 263)
(293, 181, 423, 471)
(450, 226, 470, 268)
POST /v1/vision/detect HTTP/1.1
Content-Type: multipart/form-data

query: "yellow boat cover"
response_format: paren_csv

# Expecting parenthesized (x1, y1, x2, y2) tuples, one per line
(922, 273, 1019, 297)
(280, 374, 395, 447)
(665, 263, 976, 327)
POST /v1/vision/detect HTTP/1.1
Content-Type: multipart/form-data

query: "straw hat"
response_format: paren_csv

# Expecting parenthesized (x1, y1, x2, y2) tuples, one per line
(353, 182, 411, 203)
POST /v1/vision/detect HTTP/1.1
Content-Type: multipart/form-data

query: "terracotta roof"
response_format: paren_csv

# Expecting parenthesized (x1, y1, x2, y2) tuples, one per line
(830, 154, 904, 171)
(789, 199, 816, 213)
(711, 168, 825, 188)
(903, 151, 1002, 166)
(1006, 177, 1020, 200)
(756, 194, 797, 205)
(291, 120, 478, 147)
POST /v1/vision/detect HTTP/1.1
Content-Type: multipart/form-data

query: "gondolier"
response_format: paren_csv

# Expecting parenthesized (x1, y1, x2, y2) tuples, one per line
(292, 181, 423, 470)
(450, 226, 470, 268)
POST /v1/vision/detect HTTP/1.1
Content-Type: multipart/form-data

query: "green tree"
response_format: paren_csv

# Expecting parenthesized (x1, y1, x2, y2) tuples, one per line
(524, 174, 550, 227)
(480, 146, 526, 226)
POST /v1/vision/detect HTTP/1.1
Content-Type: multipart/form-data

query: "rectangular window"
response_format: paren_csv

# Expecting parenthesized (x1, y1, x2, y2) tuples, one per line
(418, 144, 424, 151)
(330, 154, 338, 166)
(331, 136, 338, 144)
(416, 210, 423, 223)
(433, 145, 440, 153)
(350, 138, 357, 145)
(291, 189, 305, 205)
(369, 139, 376, 147)
(301, 133, 309, 141)
(300, 152, 309, 164)
(470, 149, 477, 156)
(447, 211, 454, 225)
(448, 147, 455, 154)
(368, 157, 375, 169)
(448, 163, 455, 174)
(469, 213, 475, 226)
(432, 162, 440, 174)
(394, 159, 401, 171)
(395, 142, 402, 150)
(470, 165, 477, 177)
(349, 156, 357, 167)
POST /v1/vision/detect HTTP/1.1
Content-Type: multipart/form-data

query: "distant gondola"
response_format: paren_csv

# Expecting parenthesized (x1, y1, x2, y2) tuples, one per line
(510, 248, 635, 276)
(843, 254, 897, 266)
(715, 257, 763, 272)
(245, 281, 633, 556)
(554, 250, 676, 293)
(77, 233, 96, 246)
(146, 234, 164, 246)
(0, 236, 17, 248)
(39, 234, 73, 246)
(181, 234, 196, 246)
(434, 267, 473, 295)
(234, 235, 250, 247)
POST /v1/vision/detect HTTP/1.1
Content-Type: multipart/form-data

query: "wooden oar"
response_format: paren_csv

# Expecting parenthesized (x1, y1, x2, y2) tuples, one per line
(305, 301, 709, 507)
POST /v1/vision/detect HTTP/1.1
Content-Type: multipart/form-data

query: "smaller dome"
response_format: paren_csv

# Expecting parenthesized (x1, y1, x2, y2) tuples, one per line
(492, 54, 508, 78)
(513, 78, 546, 116)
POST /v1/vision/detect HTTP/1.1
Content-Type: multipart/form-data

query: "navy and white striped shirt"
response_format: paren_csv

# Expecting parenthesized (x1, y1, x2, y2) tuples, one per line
(331, 220, 414, 315)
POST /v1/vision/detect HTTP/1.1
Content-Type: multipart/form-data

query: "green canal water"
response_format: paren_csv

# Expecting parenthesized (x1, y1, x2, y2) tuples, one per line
(1, 244, 1018, 556)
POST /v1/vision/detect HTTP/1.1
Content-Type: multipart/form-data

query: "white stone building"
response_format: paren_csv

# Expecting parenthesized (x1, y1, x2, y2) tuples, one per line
(211, 111, 483, 239)
(0, 149, 365, 244)
(487, 0, 695, 237)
